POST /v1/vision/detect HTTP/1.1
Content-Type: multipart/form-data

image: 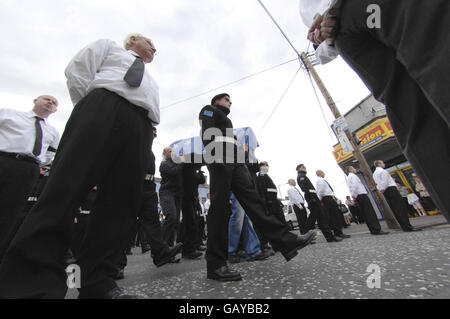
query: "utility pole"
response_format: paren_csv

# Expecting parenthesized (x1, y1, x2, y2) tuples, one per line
(300, 52, 400, 230)
(256, 0, 400, 229)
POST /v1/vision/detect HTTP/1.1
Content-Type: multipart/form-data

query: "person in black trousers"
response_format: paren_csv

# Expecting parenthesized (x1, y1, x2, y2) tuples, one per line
(306, 0, 450, 222)
(256, 161, 288, 225)
(0, 96, 59, 263)
(296, 165, 342, 243)
(0, 33, 159, 299)
(179, 159, 204, 259)
(199, 93, 316, 282)
(345, 166, 389, 235)
(159, 146, 184, 248)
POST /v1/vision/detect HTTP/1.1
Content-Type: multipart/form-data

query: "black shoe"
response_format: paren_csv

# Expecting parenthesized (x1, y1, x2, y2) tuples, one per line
(247, 250, 270, 262)
(141, 245, 151, 254)
(282, 230, 317, 262)
(182, 250, 203, 260)
(154, 243, 183, 267)
(327, 236, 343, 243)
(404, 228, 422, 232)
(112, 268, 125, 280)
(372, 231, 389, 235)
(336, 234, 351, 239)
(207, 265, 242, 282)
(228, 253, 241, 264)
(125, 249, 133, 256)
(197, 245, 207, 252)
(103, 287, 138, 299)
(262, 248, 276, 256)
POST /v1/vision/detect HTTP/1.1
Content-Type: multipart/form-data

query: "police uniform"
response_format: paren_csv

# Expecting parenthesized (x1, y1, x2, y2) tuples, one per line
(297, 171, 336, 242)
(256, 172, 287, 225)
(199, 102, 308, 274)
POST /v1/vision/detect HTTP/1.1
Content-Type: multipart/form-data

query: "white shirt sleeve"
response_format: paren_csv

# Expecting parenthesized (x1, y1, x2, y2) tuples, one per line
(346, 175, 357, 198)
(65, 39, 112, 105)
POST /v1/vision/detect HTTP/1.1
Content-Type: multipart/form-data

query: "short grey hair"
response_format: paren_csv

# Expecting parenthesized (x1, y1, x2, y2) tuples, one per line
(123, 33, 152, 50)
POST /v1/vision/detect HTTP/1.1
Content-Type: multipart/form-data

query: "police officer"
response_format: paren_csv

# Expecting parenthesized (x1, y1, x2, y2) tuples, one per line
(256, 161, 287, 225)
(199, 93, 316, 282)
(296, 164, 342, 243)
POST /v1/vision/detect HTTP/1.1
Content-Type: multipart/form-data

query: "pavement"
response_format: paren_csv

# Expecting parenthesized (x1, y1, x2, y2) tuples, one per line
(66, 215, 450, 299)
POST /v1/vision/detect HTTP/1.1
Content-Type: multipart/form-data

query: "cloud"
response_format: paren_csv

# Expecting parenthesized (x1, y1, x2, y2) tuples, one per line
(0, 0, 370, 200)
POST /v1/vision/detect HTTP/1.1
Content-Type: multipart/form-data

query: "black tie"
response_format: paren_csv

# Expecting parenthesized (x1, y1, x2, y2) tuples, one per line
(124, 57, 145, 87)
(33, 117, 44, 157)
(325, 180, 334, 192)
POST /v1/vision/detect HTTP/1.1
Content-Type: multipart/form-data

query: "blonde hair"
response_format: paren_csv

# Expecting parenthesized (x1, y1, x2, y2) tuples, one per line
(123, 33, 152, 50)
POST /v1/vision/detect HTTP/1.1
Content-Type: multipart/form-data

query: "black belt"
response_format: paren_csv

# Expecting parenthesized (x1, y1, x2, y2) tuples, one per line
(0, 151, 39, 165)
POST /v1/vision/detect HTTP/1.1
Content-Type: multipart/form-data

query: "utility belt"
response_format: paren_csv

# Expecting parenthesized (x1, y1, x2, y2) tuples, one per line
(0, 151, 39, 165)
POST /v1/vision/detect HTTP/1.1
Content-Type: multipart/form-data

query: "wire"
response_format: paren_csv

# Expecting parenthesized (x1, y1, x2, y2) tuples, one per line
(258, 67, 301, 134)
(256, 0, 301, 58)
(305, 69, 336, 143)
(161, 58, 298, 110)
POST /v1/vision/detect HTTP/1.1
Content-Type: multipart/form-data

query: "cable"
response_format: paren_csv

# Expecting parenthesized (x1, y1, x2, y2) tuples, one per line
(258, 67, 301, 134)
(306, 69, 336, 143)
(161, 58, 298, 110)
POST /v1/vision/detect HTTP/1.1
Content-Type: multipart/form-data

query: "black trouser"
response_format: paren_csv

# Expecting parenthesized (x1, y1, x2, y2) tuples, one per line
(383, 187, 414, 231)
(0, 156, 40, 263)
(160, 192, 182, 247)
(336, 0, 450, 222)
(267, 203, 287, 226)
(305, 200, 334, 241)
(71, 213, 90, 259)
(206, 164, 298, 271)
(321, 196, 344, 237)
(293, 204, 308, 235)
(180, 196, 199, 254)
(356, 194, 382, 234)
(138, 183, 167, 257)
(0, 89, 152, 298)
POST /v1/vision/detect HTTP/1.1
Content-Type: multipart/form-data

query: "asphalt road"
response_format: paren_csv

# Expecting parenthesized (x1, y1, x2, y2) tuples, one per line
(67, 215, 450, 299)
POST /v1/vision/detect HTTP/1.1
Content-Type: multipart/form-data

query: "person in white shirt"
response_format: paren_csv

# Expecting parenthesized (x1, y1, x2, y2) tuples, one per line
(0, 95, 60, 262)
(0, 33, 159, 299)
(300, 0, 450, 223)
(287, 179, 308, 235)
(315, 170, 350, 239)
(373, 160, 415, 232)
(345, 166, 388, 235)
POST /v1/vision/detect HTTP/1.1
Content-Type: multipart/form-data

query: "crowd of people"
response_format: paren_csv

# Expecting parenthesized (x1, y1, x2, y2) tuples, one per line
(0, 0, 449, 299)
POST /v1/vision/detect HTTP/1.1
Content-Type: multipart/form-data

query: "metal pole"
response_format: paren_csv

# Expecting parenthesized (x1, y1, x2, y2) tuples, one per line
(300, 52, 401, 230)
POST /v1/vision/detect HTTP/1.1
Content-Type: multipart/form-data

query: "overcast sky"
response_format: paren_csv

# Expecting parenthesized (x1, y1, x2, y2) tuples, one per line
(0, 0, 371, 200)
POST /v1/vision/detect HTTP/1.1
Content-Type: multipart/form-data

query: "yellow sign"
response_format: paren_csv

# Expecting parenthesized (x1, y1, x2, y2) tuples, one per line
(333, 117, 395, 163)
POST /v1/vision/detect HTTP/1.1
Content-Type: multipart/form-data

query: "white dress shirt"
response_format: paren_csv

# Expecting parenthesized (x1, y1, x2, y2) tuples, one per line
(65, 39, 160, 124)
(373, 167, 397, 192)
(0, 109, 60, 164)
(288, 186, 305, 209)
(316, 177, 335, 200)
(299, 0, 342, 64)
(346, 173, 368, 198)
(204, 199, 211, 212)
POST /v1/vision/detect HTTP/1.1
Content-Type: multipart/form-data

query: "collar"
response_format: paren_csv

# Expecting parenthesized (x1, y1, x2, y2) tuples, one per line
(28, 111, 47, 123)
(128, 50, 142, 59)
(375, 167, 383, 172)
(214, 105, 231, 116)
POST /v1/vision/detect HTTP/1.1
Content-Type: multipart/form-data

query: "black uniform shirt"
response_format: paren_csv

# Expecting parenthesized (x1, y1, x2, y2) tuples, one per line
(256, 173, 279, 206)
(297, 171, 319, 203)
(199, 105, 239, 164)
